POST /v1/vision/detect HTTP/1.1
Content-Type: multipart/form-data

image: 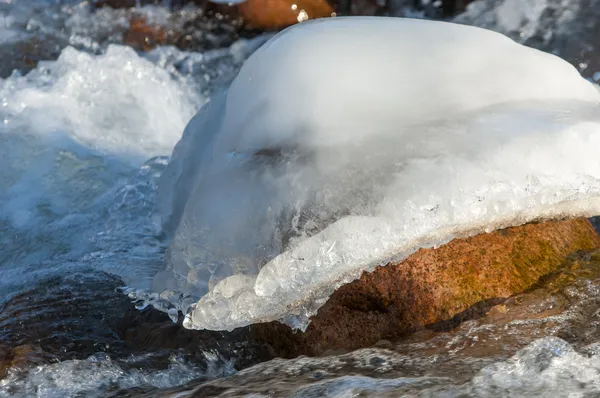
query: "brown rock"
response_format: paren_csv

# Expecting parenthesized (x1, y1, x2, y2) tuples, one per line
(0, 345, 45, 379)
(118, 247, 600, 396)
(124, 16, 168, 51)
(251, 217, 600, 357)
(238, 0, 335, 30)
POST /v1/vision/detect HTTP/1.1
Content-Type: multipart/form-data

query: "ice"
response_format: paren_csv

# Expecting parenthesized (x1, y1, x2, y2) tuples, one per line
(154, 16, 600, 331)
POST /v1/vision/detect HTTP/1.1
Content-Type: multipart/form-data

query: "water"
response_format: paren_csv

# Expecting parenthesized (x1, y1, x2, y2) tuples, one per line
(0, 1, 274, 395)
(2, 0, 600, 396)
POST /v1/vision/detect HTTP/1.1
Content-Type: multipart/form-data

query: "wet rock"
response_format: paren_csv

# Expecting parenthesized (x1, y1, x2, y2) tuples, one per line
(237, 0, 335, 30)
(167, 4, 260, 52)
(115, 305, 275, 370)
(123, 15, 168, 51)
(0, 271, 273, 379)
(94, 0, 473, 45)
(132, 246, 600, 397)
(251, 218, 600, 357)
(93, 0, 178, 7)
(0, 345, 45, 380)
(115, 3, 260, 52)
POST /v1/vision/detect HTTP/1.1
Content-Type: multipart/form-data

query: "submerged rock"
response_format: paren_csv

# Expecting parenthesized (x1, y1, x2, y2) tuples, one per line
(123, 15, 168, 51)
(251, 218, 600, 356)
(0, 272, 273, 382)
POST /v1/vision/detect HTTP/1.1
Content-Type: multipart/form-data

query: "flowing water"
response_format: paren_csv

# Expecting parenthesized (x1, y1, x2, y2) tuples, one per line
(2, 0, 600, 396)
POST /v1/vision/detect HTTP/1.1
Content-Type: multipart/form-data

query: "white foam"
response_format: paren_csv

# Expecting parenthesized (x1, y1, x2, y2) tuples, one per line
(0, 42, 203, 298)
(2, 44, 198, 161)
(155, 17, 600, 331)
(0, 43, 199, 232)
(0, 352, 233, 398)
(0, 15, 19, 44)
(463, 337, 600, 397)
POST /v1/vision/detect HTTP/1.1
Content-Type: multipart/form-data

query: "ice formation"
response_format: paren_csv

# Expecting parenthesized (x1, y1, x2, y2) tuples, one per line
(155, 17, 600, 331)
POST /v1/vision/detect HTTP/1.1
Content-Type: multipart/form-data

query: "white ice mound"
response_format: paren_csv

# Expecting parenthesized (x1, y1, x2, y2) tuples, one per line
(155, 17, 600, 331)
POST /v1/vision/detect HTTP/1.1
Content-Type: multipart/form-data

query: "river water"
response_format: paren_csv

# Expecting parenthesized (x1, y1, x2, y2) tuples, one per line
(2, 0, 600, 396)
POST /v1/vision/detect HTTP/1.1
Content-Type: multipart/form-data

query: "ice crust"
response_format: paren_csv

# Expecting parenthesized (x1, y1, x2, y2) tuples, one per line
(155, 17, 600, 331)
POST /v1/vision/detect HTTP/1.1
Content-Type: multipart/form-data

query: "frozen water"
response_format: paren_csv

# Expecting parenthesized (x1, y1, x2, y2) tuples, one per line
(154, 17, 600, 331)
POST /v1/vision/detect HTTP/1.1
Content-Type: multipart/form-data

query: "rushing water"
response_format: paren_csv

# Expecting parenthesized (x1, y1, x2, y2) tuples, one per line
(3, 0, 600, 396)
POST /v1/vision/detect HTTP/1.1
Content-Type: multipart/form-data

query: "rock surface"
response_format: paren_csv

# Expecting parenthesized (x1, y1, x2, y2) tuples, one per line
(251, 217, 600, 357)
(0, 272, 273, 379)
(237, 0, 334, 29)
(94, 0, 477, 37)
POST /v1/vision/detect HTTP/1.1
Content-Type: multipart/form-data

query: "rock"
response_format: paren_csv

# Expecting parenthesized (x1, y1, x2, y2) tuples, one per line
(95, 1, 260, 52)
(123, 16, 168, 51)
(237, 0, 335, 30)
(0, 272, 273, 377)
(115, 305, 275, 370)
(117, 246, 600, 396)
(250, 217, 600, 357)
(96, 0, 335, 31)
(93, 0, 181, 7)
(94, 0, 476, 40)
(0, 345, 45, 380)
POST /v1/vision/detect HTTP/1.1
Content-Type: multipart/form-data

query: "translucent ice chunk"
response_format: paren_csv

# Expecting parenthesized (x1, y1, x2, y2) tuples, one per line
(157, 17, 600, 331)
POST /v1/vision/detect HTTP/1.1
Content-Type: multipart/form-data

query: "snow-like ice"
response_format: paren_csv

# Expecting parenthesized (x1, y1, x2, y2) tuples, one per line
(155, 17, 600, 331)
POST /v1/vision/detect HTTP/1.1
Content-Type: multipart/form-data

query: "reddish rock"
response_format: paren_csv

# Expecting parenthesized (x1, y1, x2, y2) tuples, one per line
(0, 345, 45, 379)
(145, 247, 600, 397)
(123, 16, 168, 51)
(238, 0, 335, 30)
(251, 218, 600, 357)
